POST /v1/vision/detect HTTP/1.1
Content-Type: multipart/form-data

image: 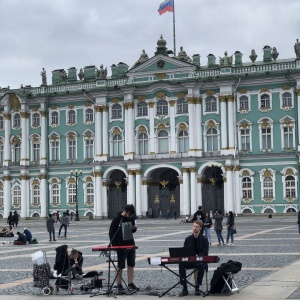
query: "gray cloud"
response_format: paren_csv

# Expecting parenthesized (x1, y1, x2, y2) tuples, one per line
(0, 0, 299, 88)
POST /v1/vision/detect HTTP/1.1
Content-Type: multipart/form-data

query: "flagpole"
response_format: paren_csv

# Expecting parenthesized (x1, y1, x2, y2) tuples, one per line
(173, 0, 176, 56)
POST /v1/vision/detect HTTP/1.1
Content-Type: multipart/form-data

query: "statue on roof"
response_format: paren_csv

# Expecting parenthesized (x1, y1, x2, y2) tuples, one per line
(61, 70, 67, 82)
(271, 47, 279, 61)
(97, 64, 107, 79)
(40, 68, 47, 86)
(133, 49, 149, 67)
(177, 46, 191, 62)
(249, 49, 258, 63)
(219, 51, 232, 66)
(294, 39, 300, 59)
(78, 68, 84, 81)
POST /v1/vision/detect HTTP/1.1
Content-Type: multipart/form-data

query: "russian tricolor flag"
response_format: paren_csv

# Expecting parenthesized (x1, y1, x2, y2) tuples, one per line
(158, 0, 174, 15)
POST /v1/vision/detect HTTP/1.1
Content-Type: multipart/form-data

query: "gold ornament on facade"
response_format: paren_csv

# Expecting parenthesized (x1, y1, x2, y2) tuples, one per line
(286, 198, 295, 203)
(242, 170, 250, 177)
(11, 137, 21, 145)
(112, 98, 120, 103)
(32, 107, 38, 112)
(282, 118, 293, 126)
(50, 134, 59, 141)
(195, 97, 202, 104)
(112, 127, 121, 135)
(85, 101, 92, 107)
(68, 177, 76, 184)
(239, 89, 248, 94)
(67, 132, 76, 141)
(261, 118, 270, 128)
(138, 126, 147, 133)
(157, 123, 166, 130)
(296, 89, 300, 96)
(222, 177, 227, 183)
(20, 175, 30, 180)
(225, 165, 234, 171)
(137, 95, 146, 102)
(285, 168, 294, 175)
(128, 170, 134, 176)
(93, 171, 102, 177)
(85, 177, 93, 183)
(102, 105, 109, 112)
(177, 92, 186, 99)
(0, 182, 3, 187)
(3, 175, 11, 181)
(260, 87, 270, 93)
(178, 123, 187, 132)
(169, 100, 176, 107)
(242, 198, 251, 203)
(239, 122, 250, 129)
(219, 95, 226, 102)
(50, 203, 59, 208)
(235, 165, 241, 171)
(51, 178, 59, 184)
(154, 73, 167, 80)
(206, 90, 215, 96)
(263, 198, 274, 203)
(32, 179, 39, 186)
(207, 120, 216, 129)
(39, 174, 47, 180)
(209, 178, 216, 185)
(148, 101, 155, 108)
(189, 167, 197, 173)
(227, 95, 234, 102)
(282, 85, 291, 91)
(154, 195, 160, 204)
(51, 105, 57, 110)
(136, 169, 142, 175)
(9, 94, 20, 110)
(187, 97, 195, 104)
(114, 181, 122, 188)
(182, 167, 189, 173)
(170, 194, 175, 204)
(40, 110, 46, 117)
(3, 113, 11, 120)
(156, 92, 166, 99)
(263, 169, 272, 177)
(20, 111, 30, 118)
(85, 201, 94, 207)
(159, 180, 169, 188)
(94, 106, 102, 113)
(142, 180, 149, 185)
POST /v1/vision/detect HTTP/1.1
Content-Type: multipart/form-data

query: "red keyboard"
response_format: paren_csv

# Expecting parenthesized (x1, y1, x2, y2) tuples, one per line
(148, 255, 219, 265)
(92, 245, 138, 251)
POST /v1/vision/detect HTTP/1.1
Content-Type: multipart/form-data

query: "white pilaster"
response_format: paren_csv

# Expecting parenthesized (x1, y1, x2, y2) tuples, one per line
(21, 175, 29, 218)
(169, 99, 176, 153)
(220, 97, 228, 150)
(228, 96, 235, 149)
(190, 168, 197, 213)
(141, 179, 148, 217)
(40, 110, 47, 165)
(234, 166, 241, 214)
(195, 97, 202, 156)
(149, 102, 155, 154)
(297, 92, 300, 152)
(94, 171, 103, 217)
(3, 112, 11, 167)
(179, 178, 184, 217)
(40, 172, 47, 218)
(225, 166, 234, 213)
(124, 105, 129, 155)
(183, 168, 190, 215)
(3, 173, 11, 218)
(188, 97, 196, 155)
(102, 106, 108, 161)
(94, 106, 102, 162)
(127, 171, 135, 206)
(102, 181, 108, 217)
(135, 170, 142, 216)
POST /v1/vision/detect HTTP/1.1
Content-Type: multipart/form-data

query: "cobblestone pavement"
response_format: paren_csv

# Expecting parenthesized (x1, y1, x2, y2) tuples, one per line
(0, 215, 299, 297)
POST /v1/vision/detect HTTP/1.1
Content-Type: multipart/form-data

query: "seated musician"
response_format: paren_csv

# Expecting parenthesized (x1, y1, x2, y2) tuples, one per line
(69, 248, 84, 279)
(108, 204, 139, 293)
(179, 220, 209, 296)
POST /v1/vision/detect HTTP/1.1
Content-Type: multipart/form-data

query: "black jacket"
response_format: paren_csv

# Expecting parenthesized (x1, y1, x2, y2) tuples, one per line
(109, 212, 136, 246)
(192, 210, 204, 221)
(183, 234, 209, 256)
(69, 251, 83, 271)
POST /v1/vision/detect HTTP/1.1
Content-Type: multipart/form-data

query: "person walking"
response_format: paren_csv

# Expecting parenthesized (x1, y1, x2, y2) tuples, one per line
(226, 211, 235, 245)
(213, 209, 225, 246)
(7, 212, 14, 227)
(46, 213, 56, 241)
(13, 211, 19, 227)
(58, 212, 69, 239)
(297, 211, 300, 233)
(56, 211, 60, 223)
(174, 208, 177, 220)
(203, 212, 212, 246)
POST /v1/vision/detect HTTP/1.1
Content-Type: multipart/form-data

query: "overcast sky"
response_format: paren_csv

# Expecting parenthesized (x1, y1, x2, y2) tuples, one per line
(0, 0, 300, 89)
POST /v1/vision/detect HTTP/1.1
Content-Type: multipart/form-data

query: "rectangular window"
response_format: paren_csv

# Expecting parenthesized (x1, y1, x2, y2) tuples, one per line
(283, 127, 294, 148)
(240, 129, 250, 150)
(33, 143, 40, 162)
(68, 140, 76, 160)
(51, 141, 59, 161)
(85, 139, 94, 159)
(262, 128, 271, 149)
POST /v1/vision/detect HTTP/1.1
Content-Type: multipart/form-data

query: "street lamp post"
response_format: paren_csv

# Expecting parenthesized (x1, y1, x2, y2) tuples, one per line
(70, 169, 82, 221)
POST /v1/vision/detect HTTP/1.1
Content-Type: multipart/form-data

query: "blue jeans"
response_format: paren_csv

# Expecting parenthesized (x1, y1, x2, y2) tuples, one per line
(58, 224, 67, 237)
(204, 227, 211, 244)
(226, 228, 234, 244)
(215, 230, 224, 244)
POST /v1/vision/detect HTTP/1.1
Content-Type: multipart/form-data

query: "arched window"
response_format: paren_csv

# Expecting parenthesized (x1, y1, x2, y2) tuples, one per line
(14, 143, 21, 162)
(13, 185, 21, 206)
(85, 138, 94, 159)
(263, 177, 273, 198)
(112, 134, 123, 156)
(68, 183, 76, 203)
(138, 132, 149, 155)
(85, 108, 94, 123)
(32, 112, 40, 127)
(51, 183, 60, 204)
(137, 102, 148, 117)
(260, 94, 270, 109)
(239, 96, 249, 110)
(13, 113, 21, 128)
(51, 111, 59, 125)
(111, 104, 122, 119)
(0, 115, 3, 129)
(68, 110, 76, 123)
(86, 182, 94, 204)
(50, 138, 60, 161)
(158, 130, 169, 153)
(156, 100, 168, 115)
(32, 185, 40, 206)
(177, 99, 188, 114)
(285, 175, 296, 198)
(207, 128, 218, 151)
(242, 177, 252, 198)
(205, 96, 217, 112)
(32, 140, 40, 162)
(178, 130, 189, 153)
(282, 92, 292, 107)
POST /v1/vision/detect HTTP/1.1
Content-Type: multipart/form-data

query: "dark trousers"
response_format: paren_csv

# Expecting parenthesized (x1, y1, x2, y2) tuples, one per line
(179, 262, 205, 286)
(58, 224, 67, 237)
(49, 229, 55, 241)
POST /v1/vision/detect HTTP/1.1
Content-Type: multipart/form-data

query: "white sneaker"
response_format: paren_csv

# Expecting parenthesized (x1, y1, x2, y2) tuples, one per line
(229, 243, 233, 246)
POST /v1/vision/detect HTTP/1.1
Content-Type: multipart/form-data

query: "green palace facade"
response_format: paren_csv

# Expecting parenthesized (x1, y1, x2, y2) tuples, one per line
(1, 36, 300, 219)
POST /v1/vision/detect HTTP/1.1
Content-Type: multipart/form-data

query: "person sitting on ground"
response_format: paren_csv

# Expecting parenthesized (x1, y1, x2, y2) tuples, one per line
(179, 220, 209, 296)
(13, 231, 27, 245)
(0, 227, 8, 237)
(23, 228, 32, 243)
(69, 248, 84, 279)
(6, 226, 14, 237)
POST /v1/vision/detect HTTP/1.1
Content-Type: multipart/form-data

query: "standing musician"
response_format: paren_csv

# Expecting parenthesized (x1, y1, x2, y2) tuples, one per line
(179, 220, 209, 296)
(109, 204, 139, 293)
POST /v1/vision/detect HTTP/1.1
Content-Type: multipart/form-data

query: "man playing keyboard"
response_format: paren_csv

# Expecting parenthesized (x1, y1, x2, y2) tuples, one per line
(179, 220, 209, 296)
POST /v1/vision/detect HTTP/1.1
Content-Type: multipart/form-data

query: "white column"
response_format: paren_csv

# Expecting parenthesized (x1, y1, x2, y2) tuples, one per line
(297, 90, 300, 152)
(195, 97, 202, 154)
(124, 105, 129, 155)
(40, 110, 47, 165)
(197, 177, 203, 206)
(183, 168, 190, 215)
(225, 166, 234, 213)
(179, 178, 184, 217)
(20, 175, 30, 218)
(190, 167, 197, 213)
(220, 96, 228, 150)
(3, 173, 11, 218)
(94, 106, 102, 161)
(234, 166, 241, 214)
(20, 110, 29, 166)
(102, 181, 108, 217)
(141, 179, 148, 217)
(102, 105, 109, 159)
(94, 171, 103, 218)
(127, 103, 135, 154)
(223, 175, 228, 213)
(127, 171, 135, 206)
(3, 112, 11, 167)
(135, 170, 142, 216)
(149, 102, 155, 154)
(40, 172, 47, 218)
(228, 96, 235, 149)
(188, 97, 195, 154)
(169, 100, 176, 153)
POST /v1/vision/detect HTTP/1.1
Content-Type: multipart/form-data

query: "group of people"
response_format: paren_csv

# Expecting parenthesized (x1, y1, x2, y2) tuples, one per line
(7, 211, 19, 227)
(46, 210, 71, 241)
(0, 225, 14, 237)
(13, 228, 32, 245)
(185, 206, 236, 246)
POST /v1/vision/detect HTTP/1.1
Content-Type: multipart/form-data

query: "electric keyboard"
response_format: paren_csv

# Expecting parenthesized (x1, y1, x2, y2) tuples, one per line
(148, 255, 219, 265)
(92, 245, 138, 251)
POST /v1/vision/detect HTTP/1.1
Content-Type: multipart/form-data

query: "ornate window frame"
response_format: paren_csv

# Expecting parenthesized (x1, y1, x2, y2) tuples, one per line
(135, 125, 149, 155)
(30, 178, 41, 208)
(176, 122, 189, 153)
(50, 110, 60, 128)
(12, 112, 21, 130)
(12, 182, 21, 207)
(280, 167, 298, 203)
(0, 181, 3, 208)
(280, 87, 294, 111)
(237, 119, 252, 154)
(156, 99, 169, 116)
(176, 98, 188, 115)
(237, 91, 251, 114)
(83, 130, 94, 161)
(48, 132, 60, 162)
(29, 134, 41, 163)
(67, 176, 77, 205)
(65, 131, 78, 162)
(110, 127, 124, 157)
(203, 119, 220, 153)
(240, 169, 255, 203)
(0, 114, 4, 130)
(258, 117, 274, 152)
(84, 107, 94, 125)
(259, 168, 276, 203)
(31, 111, 41, 128)
(136, 101, 148, 117)
(258, 90, 272, 112)
(83, 176, 94, 206)
(10, 136, 21, 163)
(279, 116, 295, 152)
(48, 177, 61, 206)
(203, 95, 218, 115)
(66, 108, 77, 126)
(110, 103, 123, 120)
